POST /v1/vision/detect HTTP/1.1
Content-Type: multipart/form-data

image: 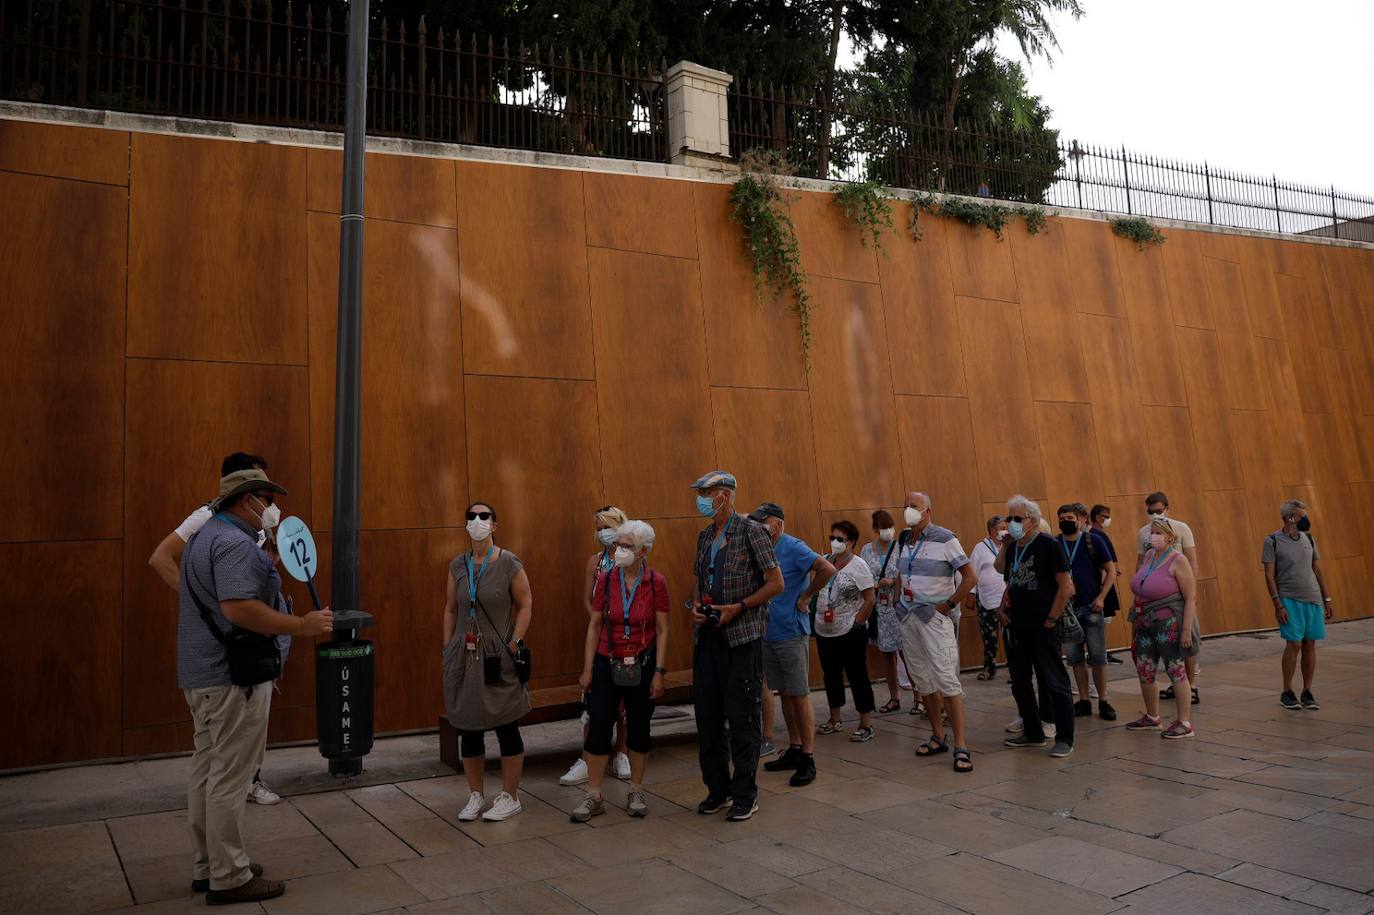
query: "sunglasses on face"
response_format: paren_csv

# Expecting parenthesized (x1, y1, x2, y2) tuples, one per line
(252, 492, 275, 506)
(465, 510, 493, 521)
(1006, 515, 1026, 523)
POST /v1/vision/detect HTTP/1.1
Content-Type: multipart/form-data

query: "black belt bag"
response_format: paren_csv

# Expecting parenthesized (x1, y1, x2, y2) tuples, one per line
(612, 649, 650, 687)
(187, 561, 280, 688)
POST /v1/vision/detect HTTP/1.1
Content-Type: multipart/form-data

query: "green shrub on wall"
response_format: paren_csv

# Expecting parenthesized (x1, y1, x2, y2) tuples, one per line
(909, 192, 1049, 241)
(835, 181, 895, 253)
(1110, 216, 1166, 249)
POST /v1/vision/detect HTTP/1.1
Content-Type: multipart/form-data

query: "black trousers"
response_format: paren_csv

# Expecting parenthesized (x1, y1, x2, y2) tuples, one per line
(816, 626, 875, 714)
(584, 647, 655, 756)
(1004, 625, 1052, 719)
(693, 632, 763, 804)
(1007, 624, 1074, 744)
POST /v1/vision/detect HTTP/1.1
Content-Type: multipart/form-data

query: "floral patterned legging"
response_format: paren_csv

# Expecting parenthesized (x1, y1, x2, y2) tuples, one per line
(977, 605, 1001, 673)
(1132, 609, 1188, 685)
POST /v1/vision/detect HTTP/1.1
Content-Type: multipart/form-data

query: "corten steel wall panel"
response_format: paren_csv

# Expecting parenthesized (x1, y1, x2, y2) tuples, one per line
(0, 541, 123, 768)
(945, 222, 1018, 303)
(583, 172, 699, 260)
(306, 150, 458, 227)
(123, 358, 312, 730)
(1034, 402, 1104, 517)
(1274, 273, 1333, 415)
(639, 516, 713, 673)
(127, 134, 307, 364)
(807, 275, 903, 510)
(881, 209, 968, 398)
(1078, 314, 1152, 498)
(1325, 556, 1369, 623)
(588, 247, 716, 519)
(1328, 286, 1374, 414)
(1234, 239, 1285, 341)
(1162, 231, 1215, 331)
(1062, 219, 1126, 319)
(1202, 488, 1268, 634)
(456, 161, 594, 380)
(307, 214, 467, 532)
(896, 395, 982, 544)
(464, 375, 603, 681)
(1175, 327, 1245, 494)
(1117, 244, 1187, 408)
(0, 172, 125, 543)
(0, 120, 129, 185)
(712, 387, 822, 545)
(1258, 337, 1316, 487)
(693, 183, 806, 391)
(791, 189, 879, 284)
(121, 722, 194, 757)
(956, 295, 1044, 502)
(1009, 223, 1090, 404)
(1204, 256, 1268, 412)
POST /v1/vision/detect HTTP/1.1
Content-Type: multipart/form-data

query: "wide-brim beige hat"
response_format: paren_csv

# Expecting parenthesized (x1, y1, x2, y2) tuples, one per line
(209, 468, 288, 510)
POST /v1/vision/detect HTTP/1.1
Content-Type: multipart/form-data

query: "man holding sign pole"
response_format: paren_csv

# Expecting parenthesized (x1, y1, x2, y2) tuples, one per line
(178, 469, 333, 904)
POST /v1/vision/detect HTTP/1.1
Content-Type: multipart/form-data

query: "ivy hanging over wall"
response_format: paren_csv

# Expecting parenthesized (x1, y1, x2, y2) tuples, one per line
(835, 181, 895, 253)
(729, 151, 813, 370)
(908, 192, 1050, 241)
(1110, 216, 1166, 250)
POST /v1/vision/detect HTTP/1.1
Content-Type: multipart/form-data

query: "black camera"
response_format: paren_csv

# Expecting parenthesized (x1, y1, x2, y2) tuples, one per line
(701, 604, 721, 627)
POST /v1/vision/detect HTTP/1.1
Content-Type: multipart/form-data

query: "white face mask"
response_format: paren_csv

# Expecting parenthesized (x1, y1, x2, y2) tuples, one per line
(996, 529, 1009, 541)
(596, 528, 616, 547)
(1149, 510, 1166, 519)
(613, 546, 637, 568)
(1100, 517, 1112, 529)
(830, 538, 848, 555)
(251, 496, 281, 533)
(466, 518, 493, 541)
(878, 527, 896, 543)
(903, 506, 923, 527)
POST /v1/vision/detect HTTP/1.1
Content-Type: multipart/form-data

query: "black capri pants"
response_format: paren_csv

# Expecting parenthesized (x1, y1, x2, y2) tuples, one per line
(816, 626, 875, 714)
(459, 721, 524, 759)
(584, 645, 656, 756)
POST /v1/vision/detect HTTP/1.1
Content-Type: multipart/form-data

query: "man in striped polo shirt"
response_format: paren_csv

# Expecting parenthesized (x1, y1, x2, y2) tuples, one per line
(896, 492, 977, 772)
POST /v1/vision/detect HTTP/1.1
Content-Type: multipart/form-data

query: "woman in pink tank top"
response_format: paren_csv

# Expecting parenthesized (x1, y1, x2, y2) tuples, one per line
(1126, 519, 1199, 739)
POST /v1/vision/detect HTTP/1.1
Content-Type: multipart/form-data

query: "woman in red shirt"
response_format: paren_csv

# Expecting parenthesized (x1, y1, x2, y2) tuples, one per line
(570, 520, 671, 822)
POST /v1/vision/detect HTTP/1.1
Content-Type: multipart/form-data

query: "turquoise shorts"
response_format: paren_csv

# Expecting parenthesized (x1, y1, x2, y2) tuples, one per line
(1278, 597, 1325, 642)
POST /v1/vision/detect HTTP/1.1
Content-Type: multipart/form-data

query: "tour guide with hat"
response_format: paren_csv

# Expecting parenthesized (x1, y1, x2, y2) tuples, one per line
(688, 470, 783, 822)
(177, 469, 333, 905)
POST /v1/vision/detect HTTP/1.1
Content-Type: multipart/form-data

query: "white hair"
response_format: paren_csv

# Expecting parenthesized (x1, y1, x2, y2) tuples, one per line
(1279, 499, 1307, 519)
(1005, 494, 1042, 520)
(617, 520, 656, 552)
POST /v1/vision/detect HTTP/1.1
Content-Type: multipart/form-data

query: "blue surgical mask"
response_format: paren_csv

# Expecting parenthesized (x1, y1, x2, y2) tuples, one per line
(696, 494, 718, 518)
(1008, 520, 1026, 540)
(596, 528, 616, 546)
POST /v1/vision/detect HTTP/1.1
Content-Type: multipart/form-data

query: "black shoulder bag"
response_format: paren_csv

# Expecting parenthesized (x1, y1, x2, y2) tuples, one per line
(186, 537, 281, 688)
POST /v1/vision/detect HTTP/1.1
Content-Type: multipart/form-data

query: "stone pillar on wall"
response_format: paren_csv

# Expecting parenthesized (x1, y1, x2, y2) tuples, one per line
(664, 60, 735, 169)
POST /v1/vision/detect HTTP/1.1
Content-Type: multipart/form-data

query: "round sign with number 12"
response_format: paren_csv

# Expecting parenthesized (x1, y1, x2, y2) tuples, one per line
(276, 516, 319, 583)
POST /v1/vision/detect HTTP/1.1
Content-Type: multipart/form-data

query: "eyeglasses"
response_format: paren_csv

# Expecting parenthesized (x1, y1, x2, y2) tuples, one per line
(615, 542, 636, 552)
(595, 505, 613, 513)
(1006, 515, 1026, 523)
(465, 510, 493, 521)
(252, 492, 275, 506)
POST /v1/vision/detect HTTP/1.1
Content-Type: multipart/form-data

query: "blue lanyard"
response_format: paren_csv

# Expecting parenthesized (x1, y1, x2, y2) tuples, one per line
(1011, 535, 1035, 574)
(827, 555, 845, 601)
(1059, 534, 1082, 566)
(902, 530, 928, 573)
(618, 566, 642, 641)
(707, 518, 731, 589)
(983, 538, 997, 557)
(464, 546, 494, 621)
(1144, 548, 1172, 575)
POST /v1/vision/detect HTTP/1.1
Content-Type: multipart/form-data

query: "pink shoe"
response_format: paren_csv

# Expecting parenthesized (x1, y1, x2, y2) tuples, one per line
(1161, 721, 1194, 740)
(1125, 713, 1162, 731)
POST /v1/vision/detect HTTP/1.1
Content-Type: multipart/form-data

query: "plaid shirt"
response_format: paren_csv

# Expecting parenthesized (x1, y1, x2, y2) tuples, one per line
(693, 513, 779, 646)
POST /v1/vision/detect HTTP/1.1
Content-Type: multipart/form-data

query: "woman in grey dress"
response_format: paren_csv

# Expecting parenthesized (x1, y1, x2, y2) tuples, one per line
(443, 501, 533, 822)
(860, 509, 905, 713)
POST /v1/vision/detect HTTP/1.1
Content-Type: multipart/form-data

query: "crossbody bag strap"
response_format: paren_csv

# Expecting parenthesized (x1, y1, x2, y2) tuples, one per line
(185, 530, 230, 647)
(471, 556, 517, 658)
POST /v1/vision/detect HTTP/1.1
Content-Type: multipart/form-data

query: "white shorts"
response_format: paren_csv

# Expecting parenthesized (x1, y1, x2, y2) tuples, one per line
(898, 612, 964, 698)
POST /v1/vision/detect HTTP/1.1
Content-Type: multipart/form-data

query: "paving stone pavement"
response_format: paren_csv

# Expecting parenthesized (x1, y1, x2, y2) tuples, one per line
(3, 621, 1374, 914)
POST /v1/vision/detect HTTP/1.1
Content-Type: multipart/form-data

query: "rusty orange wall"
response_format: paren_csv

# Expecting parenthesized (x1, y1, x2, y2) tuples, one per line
(4, 118, 1374, 769)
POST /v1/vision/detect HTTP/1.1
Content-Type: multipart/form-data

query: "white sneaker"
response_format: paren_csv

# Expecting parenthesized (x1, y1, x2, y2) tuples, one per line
(457, 791, 485, 822)
(1005, 717, 1024, 734)
(482, 791, 523, 821)
(613, 752, 632, 781)
(246, 778, 280, 805)
(559, 758, 589, 786)
(1044, 722, 1057, 739)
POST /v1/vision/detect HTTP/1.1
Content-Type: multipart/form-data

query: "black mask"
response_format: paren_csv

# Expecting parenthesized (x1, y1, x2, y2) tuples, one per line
(1058, 519, 1077, 536)
(1295, 516, 1311, 533)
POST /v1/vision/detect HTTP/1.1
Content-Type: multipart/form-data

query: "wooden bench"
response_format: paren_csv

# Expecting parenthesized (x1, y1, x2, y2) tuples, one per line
(439, 669, 695, 770)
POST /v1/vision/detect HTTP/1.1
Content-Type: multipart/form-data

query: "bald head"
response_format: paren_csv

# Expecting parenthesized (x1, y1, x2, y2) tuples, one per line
(902, 492, 932, 531)
(904, 492, 931, 510)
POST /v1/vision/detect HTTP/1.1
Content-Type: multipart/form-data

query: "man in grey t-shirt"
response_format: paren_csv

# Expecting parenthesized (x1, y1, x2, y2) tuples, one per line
(1261, 499, 1333, 712)
(178, 469, 332, 905)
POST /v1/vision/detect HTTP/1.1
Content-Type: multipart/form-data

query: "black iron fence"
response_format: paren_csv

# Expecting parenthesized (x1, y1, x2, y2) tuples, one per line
(729, 83, 1374, 240)
(3, 0, 1372, 240)
(0, 0, 667, 160)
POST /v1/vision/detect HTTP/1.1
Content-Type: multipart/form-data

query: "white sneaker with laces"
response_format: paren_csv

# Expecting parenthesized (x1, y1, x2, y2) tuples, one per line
(559, 758, 589, 786)
(1044, 721, 1057, 739)
(457, 791, 485, 822)
(1005, 717, 1024, 734)
(613, 752, 632, 780)
(246, 779, 280, 805)
(482, 791, 523, 821)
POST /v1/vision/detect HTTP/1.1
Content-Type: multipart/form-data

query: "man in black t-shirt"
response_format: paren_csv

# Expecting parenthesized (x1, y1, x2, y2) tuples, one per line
(997, 496, 1075, 757)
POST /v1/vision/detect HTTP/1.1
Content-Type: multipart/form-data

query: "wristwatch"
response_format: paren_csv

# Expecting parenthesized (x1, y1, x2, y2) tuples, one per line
(655, 666, 667, 674)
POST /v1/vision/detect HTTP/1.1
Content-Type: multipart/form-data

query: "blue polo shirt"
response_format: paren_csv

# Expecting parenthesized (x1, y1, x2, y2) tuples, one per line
(1060, 530, 1113, 608)
(765, 533, 820, 641)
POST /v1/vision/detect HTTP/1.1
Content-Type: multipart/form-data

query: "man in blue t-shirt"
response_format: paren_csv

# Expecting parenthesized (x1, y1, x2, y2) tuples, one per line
(1056, 503, 1119, 721)
(750, 502, 834, 787)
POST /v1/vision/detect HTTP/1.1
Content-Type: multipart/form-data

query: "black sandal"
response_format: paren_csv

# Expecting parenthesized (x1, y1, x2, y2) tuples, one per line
(878, 699, 901, 714)
(915, 735, 949, 757)
(953, 748, 973, 772)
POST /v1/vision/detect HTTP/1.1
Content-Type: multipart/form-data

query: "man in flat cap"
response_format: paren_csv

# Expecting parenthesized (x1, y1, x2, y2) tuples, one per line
(688, 471, 783, 821)
(177, 469, 333, 904)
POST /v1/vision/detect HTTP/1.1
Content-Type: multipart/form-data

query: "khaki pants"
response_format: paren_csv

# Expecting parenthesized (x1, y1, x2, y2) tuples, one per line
(184, 683, 271, 891)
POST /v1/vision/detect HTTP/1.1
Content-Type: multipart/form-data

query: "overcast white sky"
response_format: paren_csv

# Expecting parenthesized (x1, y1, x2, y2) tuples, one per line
(992, 0, 1373, 194)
